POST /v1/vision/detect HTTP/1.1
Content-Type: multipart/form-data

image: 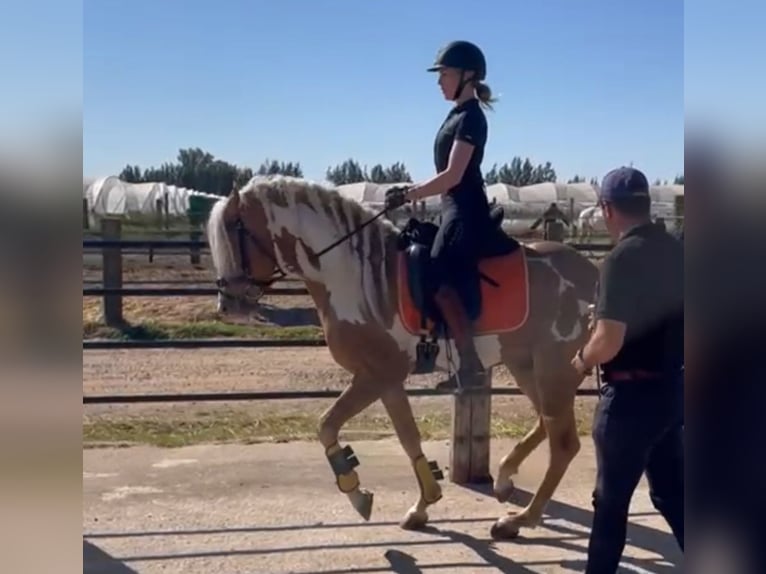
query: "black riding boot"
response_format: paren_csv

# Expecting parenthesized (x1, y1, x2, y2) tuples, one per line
(432, 285, 486, 391)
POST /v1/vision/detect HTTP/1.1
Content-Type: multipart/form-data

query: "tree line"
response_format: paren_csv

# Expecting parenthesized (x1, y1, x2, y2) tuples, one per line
(118, 147, 684, 197)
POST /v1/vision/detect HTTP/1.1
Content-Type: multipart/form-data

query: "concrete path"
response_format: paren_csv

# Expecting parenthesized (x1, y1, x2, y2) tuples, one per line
(83, 438, 682, 573)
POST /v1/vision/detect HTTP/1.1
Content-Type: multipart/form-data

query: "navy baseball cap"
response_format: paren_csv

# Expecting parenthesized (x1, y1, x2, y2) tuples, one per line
(599, 167, 650, 201)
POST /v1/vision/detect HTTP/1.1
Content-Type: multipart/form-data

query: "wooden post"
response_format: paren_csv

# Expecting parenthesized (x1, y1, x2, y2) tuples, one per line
(189, 229, 201, 265)
(101, 218, 123, 326)
(568, 197, 575, 238)
(449, 369, 493, 484)
(155, 198, 163, 227)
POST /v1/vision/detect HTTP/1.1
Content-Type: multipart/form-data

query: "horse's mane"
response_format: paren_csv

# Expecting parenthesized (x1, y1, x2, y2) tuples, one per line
(240, 175, 401, 238)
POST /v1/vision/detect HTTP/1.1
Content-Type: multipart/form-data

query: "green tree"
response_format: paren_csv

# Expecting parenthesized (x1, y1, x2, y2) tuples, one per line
(256, 158, 303, 177)
(673, 174, 684, 184)
(484, 157, 557, 186)
(383, 161, 412, 183)
(325, 159, 412, 185)
(367, 161, 412, 183)
(117, 147, 258, 196)
(325, 158, 366, 185)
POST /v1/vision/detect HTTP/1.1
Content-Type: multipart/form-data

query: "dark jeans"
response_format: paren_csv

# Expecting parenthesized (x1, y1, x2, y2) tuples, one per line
(585, 373, 685, 574)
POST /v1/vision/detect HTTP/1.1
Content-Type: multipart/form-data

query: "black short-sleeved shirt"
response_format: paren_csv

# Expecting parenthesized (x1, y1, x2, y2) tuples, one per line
(596, 222, 684, 375)
(433, 98, 490, 219)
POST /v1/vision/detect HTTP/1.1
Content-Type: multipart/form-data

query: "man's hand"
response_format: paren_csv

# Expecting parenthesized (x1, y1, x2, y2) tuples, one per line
(571, 348, 593, 376)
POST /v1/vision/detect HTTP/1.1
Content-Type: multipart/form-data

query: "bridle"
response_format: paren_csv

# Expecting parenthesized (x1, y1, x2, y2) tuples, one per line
(214, 218, 288, 301)
(214, 201, 397, 301)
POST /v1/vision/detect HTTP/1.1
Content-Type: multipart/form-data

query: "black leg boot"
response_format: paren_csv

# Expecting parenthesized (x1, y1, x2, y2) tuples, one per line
(432, 285, 486, 392)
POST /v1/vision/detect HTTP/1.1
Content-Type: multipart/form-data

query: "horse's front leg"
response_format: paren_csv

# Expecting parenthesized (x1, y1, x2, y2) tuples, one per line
(379, 381, 444, 530)
(318, 378, 381, 521)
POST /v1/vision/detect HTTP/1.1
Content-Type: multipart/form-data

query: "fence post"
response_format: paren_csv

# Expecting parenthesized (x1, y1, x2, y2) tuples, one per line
(163, 191, 169, 229)
(449, 369, 493, 484)
(189, 229, 201, 265)
(101, 218, 123, 326)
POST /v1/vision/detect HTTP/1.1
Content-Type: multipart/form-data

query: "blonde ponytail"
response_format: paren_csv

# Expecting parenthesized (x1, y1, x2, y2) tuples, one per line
(475, 81, 496, 110)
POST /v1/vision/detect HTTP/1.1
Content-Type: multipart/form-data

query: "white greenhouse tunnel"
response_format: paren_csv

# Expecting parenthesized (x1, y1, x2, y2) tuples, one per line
(83, 176, 683, 231)
(83, 176, 221, 219)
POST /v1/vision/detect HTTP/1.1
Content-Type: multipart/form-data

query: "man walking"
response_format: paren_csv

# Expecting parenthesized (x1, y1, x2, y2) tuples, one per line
(530, 201, 571, 241)
(571, 166, 684, 573)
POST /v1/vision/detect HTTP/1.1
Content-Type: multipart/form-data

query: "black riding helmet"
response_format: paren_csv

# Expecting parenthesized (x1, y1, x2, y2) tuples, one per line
(427, 40, 487, 100)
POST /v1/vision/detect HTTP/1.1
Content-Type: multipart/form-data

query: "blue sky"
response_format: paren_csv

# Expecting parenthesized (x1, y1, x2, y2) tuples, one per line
(81, 0, 688, 183)
(0, 1, 762, 185)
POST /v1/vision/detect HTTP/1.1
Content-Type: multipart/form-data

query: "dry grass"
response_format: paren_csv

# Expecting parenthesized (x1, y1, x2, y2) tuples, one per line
(83, 400, 596, 448)
(83, 295, 221, 325)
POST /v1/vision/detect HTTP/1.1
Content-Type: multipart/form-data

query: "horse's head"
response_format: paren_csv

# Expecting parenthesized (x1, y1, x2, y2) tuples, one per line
(207, 187, 286, 311)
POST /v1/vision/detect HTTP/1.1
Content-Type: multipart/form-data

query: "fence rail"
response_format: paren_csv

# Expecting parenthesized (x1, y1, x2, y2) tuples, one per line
(84, 386, 599, 405)
(84, 338, 326, 350)
(83, 238, 614, 252)
(83, 286, 308, 297)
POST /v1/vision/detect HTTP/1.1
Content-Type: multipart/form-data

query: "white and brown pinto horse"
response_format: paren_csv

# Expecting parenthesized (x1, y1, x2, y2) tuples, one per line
(207, 176, 599, 539)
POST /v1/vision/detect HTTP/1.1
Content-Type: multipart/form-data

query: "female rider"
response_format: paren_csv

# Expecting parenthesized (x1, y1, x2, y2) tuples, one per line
(387, 40, 495, 390)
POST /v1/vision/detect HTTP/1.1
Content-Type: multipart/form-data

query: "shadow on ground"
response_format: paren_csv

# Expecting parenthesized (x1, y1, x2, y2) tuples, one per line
(255, 303, 320, 327)
(83, 486, 682, 573)
(84, 540, 139, 574)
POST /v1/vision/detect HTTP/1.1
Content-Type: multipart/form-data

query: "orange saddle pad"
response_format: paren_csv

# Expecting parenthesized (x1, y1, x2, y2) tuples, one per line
(397, 248, 530, 336)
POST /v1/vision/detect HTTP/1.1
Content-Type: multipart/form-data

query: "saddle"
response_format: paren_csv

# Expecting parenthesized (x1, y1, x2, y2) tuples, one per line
(395, 206, 531, 374)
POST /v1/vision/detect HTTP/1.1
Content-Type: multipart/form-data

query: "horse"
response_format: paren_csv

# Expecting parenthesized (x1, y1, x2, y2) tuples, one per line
(206, 175, 600, 539)
(576, 205, 604, 243)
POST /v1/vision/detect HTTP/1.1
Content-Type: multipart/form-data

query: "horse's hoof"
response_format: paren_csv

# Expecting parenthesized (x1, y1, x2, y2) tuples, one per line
(490, 515, 521, 540)
(493, 478, 515, 503)
(400, 508, 429, 531)
(349, 488, 374, 521)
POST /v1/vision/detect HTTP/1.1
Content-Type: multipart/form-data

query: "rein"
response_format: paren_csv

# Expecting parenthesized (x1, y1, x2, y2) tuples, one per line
(216, 205, 392, 296)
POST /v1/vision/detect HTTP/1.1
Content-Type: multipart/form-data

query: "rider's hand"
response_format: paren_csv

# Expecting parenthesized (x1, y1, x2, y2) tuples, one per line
(384, 186, 410, 210)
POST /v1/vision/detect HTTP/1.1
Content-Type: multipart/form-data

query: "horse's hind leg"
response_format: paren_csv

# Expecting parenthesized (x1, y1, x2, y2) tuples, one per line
(318, 377, 381, 521)
(494, 361, 547, 502)
(494, 415, 547, 502)
(492, 346, 582, 540)
(379, 381, 444, 531)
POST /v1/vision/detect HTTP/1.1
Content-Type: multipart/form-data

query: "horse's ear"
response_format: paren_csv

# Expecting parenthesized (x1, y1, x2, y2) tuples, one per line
(228, 186, 240, 207)
(221, 186, 240, 219)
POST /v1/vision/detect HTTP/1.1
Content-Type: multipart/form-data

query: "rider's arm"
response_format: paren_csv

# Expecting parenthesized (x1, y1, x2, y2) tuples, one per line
(408, 112, 486, 201)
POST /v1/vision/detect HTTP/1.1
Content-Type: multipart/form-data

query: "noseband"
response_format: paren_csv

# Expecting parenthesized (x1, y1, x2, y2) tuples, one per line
(215, 218, 286, 297)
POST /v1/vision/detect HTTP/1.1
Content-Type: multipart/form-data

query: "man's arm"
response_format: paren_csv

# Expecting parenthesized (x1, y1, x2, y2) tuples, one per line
(578, 247, 639, 368)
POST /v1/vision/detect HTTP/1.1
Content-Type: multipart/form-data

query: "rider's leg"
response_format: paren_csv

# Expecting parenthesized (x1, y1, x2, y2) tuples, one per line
(430, 213, 485, 389)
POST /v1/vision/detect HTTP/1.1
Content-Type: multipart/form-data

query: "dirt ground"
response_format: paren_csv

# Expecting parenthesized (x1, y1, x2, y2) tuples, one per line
(83, 437, 682, 574)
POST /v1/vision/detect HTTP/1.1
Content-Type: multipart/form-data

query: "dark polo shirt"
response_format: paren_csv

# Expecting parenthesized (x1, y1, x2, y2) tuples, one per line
(595, 222, 684, 377)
